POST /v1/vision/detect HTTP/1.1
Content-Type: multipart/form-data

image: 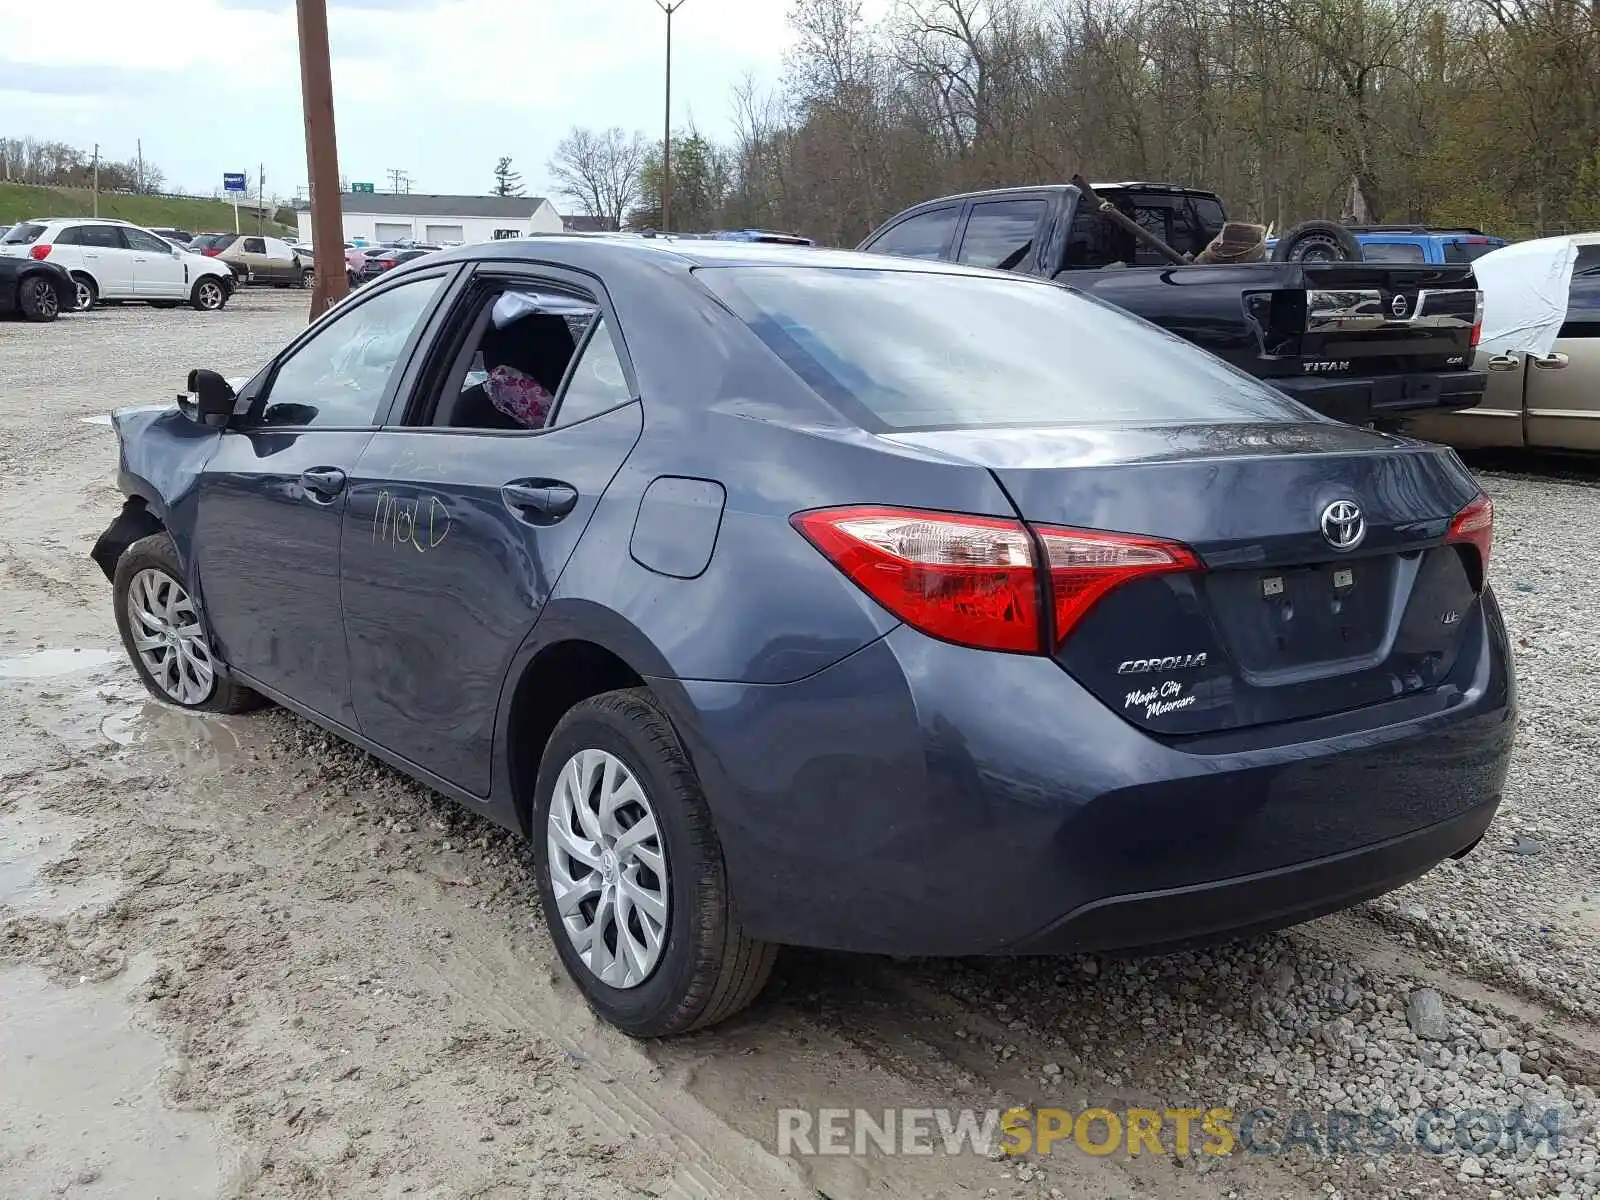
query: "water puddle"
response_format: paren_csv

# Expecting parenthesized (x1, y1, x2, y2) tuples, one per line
(0, 965, 242, 1198)
(0, 806, 115, 921)
(0, 647, 120, 681)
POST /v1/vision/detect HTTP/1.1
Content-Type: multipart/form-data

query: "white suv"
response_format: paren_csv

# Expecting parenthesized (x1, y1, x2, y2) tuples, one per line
(0, 217, 236, 313)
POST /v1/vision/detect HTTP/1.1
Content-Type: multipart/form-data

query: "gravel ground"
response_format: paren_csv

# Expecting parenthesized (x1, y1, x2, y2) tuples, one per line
(3, 291, 1600, 1200)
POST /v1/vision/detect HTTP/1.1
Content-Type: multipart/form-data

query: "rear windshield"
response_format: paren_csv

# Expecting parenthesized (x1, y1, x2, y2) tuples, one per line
(697, 266, 1308, 430)
(1, 223, 46, 245)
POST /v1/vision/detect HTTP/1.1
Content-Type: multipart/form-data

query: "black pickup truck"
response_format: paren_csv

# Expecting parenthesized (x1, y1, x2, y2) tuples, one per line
(856, 183, 1487, 427)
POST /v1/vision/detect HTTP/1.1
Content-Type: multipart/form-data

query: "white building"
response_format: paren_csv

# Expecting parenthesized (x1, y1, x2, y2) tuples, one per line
(294, 193, 565, 245)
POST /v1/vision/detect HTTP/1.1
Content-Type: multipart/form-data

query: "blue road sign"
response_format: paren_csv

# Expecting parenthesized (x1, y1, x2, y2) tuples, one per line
(223, 173, 248, 194)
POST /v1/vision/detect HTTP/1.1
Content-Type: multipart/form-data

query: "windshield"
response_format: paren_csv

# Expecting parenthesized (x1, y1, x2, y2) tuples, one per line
(1, 223, 46, 245)
(697, 266, 1311, 430)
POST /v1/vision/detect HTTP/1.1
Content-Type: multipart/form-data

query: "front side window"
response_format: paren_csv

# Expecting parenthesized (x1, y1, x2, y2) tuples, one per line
(699, 265, 1307, 430)
(124, 228, 173, 254)
(864, 208, 958, 261)
(242, 237, 266, 255)
(258, 276, 444, 428)
(956, 200, 1046, 270)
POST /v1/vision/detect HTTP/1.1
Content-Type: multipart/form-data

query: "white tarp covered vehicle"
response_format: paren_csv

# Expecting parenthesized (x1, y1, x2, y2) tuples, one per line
(1402, 232, 1600, 451)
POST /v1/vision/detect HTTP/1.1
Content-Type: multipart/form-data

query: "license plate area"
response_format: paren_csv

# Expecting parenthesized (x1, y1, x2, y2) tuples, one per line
(1203, 557, 1395, 673)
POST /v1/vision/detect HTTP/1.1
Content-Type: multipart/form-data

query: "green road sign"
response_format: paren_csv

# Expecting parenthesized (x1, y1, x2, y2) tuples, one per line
(351, 182, 375, 194)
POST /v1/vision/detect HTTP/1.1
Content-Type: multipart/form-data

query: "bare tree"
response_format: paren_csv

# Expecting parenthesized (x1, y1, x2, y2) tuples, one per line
(548, 128, 650, 230)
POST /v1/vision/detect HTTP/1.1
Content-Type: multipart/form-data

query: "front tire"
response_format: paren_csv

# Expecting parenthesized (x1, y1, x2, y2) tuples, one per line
(191, 276, 228, 311)
(112, 533, 261, 714)
(533, 689, 776, 1037)
(70, 273, 97, 312)
(298, 267, 314, 289)
(18, 275, 61, 321)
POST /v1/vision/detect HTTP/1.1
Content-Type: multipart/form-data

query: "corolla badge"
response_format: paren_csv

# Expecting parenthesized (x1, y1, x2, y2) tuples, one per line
(1320, 499, 1366, 552)
(1117, 653, 1207, 675)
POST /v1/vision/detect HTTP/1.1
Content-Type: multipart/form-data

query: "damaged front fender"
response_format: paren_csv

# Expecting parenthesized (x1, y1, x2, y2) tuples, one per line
(95, 404, 224, 587)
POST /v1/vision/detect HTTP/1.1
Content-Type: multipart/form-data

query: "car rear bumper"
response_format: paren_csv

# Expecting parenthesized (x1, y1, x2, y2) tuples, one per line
(663, 589, 1514, 957)
(1274, 369, 1486, 425)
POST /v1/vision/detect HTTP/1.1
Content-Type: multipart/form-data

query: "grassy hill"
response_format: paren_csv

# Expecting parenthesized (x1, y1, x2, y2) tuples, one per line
(0, 183, 296, 236)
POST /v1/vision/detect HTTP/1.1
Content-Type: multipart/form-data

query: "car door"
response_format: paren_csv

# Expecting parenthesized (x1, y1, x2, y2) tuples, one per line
(1526, 244, 1600, 452)
(191, 269, 453, 723)
(263, 237, 297, 282)
(236, 236, 270, 282)
(74, 224, 138, 298)
(123, 226, 187, 298)
(339, 268, 643, 795)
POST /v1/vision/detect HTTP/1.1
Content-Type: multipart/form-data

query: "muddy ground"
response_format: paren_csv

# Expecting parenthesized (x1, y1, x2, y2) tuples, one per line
(3, 290, 1600, 1200)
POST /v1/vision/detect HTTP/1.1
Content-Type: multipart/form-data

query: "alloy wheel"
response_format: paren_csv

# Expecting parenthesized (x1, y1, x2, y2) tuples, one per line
(73, 279, 93, 311)
(32, 280, 59, 319)
(125, 568, 215, 705)
(197, 280, 224, 310)
(546, 748, 670, 989)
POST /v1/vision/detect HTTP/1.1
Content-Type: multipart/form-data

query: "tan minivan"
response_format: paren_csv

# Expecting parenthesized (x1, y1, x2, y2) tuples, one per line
(1404, 233, 1600, 452)
(193, 233, 313, 288)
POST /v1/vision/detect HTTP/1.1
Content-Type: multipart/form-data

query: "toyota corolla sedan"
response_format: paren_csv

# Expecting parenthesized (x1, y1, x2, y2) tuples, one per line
(90, 238, 1515, 1038)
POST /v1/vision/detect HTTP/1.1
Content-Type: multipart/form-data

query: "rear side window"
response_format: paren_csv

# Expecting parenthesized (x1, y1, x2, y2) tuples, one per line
(956, 200, 1046, 270)
(1, 223, 45, 245)
(1362, 241, 1427, 263)
(1444, 240, 1501, 263)
(71, 225, 126, 249)
(864, 208, 958, 261)
(699, 266, 1306, 430)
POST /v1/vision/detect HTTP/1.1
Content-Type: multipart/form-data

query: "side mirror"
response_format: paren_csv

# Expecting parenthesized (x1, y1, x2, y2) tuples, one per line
(180, 368, 236, 428)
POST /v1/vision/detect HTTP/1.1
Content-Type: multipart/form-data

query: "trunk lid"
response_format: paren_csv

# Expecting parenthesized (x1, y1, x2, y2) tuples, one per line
(884, 421, 1484, 736)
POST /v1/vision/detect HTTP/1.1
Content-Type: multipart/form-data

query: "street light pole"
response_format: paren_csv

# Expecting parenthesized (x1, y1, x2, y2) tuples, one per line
(296, 0, 348, 319)
(652, 0, 690, 233)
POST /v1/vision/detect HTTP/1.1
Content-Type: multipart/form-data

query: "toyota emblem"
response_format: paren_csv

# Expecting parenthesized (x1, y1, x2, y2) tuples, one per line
(1390, 293, 1409, 318)
(1320, 500, 1366, 551)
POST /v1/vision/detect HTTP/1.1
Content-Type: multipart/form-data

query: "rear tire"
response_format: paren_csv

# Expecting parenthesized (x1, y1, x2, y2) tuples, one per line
(18, 275, 61, 322)
(112, 533, 263, 714)
(1271, 220, 1364, 263)
(297, 267, 314, 289)
(533, 688, 776, 1037)
(190, 276, 228, 311)
(70, 273, 97, 312)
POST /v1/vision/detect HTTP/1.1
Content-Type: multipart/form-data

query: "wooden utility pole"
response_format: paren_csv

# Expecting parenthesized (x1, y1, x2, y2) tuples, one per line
(296, 0, 348, 318)
(91, 144, 99, 217)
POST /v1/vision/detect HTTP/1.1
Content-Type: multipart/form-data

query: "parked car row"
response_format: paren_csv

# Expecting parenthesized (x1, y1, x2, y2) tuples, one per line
(0, 217, 237, 317)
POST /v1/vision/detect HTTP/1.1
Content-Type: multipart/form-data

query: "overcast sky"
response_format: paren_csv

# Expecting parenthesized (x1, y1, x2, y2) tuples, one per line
(0, 0, 846, 209)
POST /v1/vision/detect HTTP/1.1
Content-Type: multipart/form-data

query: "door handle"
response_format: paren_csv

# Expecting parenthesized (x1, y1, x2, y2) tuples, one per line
(501, 481, 579, 521)
(1486, 354, 1519, 372)
(1532, 353, 1569, 370)
(300, 467, 347, 501)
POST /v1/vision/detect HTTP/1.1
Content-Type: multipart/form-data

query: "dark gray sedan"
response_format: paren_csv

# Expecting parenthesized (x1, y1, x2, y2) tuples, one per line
(91, 237, 1513, 1037)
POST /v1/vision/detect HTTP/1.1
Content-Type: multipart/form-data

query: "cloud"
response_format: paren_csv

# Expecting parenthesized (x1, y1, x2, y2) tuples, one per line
(0, 59, 167, 98)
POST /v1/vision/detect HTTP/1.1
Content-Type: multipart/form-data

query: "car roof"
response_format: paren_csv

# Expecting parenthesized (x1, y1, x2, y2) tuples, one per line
(431, 234, 1036, 280)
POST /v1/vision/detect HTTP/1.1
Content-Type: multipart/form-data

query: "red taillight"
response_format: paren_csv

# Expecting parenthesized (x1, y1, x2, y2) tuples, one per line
(1035, 525, 1200, 645)
(28, 243, 51, 260)
(791, 506, 1201, 653)
(202, 247, 219, 256)
(1446, 493, 1493, 583)
(1470, 290, 1484, 349)
(791, 506, 1040, 652)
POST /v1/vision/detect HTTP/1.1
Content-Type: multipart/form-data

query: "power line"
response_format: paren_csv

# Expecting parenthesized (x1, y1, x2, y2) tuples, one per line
(386, 167, 411, 194)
